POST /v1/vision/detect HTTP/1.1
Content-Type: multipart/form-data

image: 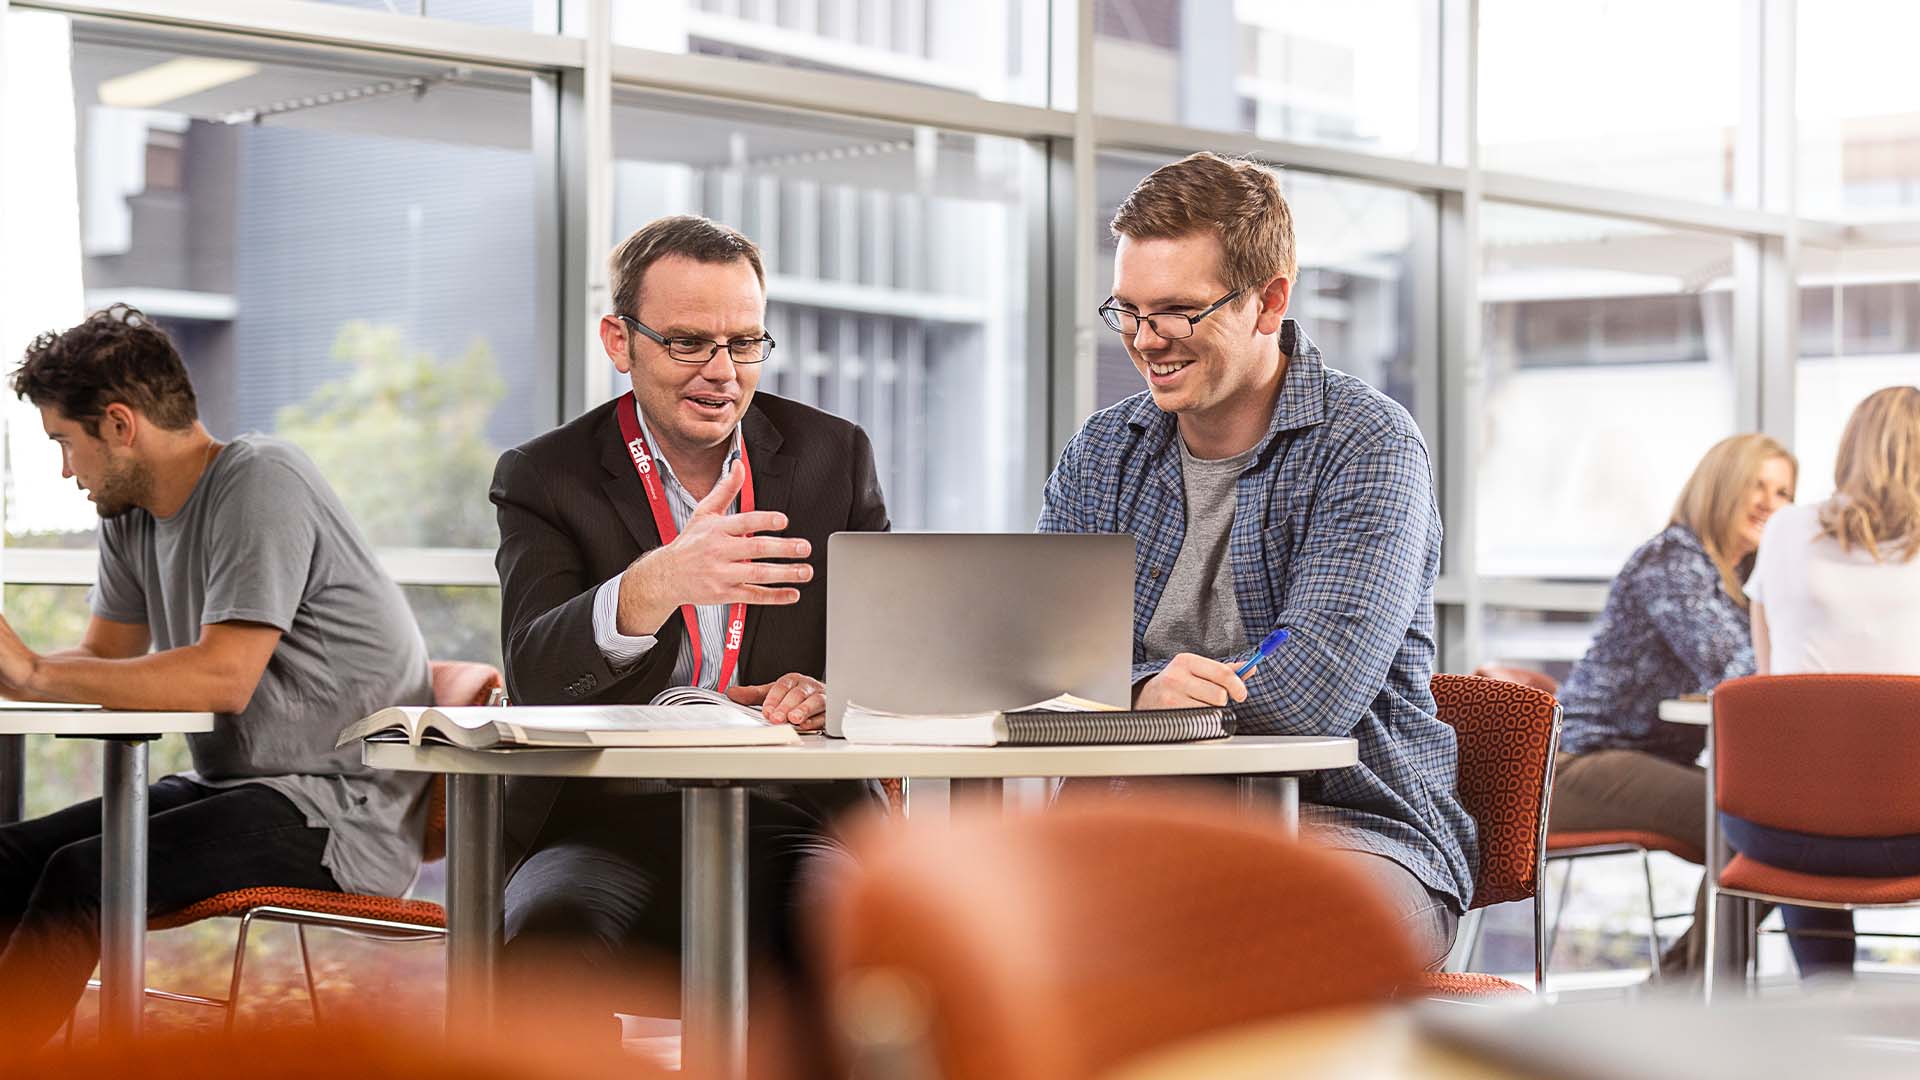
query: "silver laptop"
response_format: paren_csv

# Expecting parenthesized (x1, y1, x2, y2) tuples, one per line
(824, 533, 1136, 737)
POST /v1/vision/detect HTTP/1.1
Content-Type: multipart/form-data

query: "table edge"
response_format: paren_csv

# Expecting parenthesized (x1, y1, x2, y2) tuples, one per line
(363, 735, 1361, 779)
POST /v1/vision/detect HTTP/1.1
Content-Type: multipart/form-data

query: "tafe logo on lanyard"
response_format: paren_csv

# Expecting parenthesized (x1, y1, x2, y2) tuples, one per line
(614, 392, 754, 690)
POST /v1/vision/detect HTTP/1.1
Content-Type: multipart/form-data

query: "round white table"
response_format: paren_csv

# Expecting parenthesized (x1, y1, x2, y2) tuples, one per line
(1657, 697, 1709, 725)
(0, 701, 214, 1039)
(363, 733, 1358, 1080)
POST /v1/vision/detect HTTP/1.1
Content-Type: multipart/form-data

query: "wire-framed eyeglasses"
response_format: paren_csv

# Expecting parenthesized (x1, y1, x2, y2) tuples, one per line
(1097, 289, 1242, 340)
(619, 313, 775, 364)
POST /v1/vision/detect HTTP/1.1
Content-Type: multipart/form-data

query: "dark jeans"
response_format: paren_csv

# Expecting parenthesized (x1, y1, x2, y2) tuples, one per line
(501, 784, 846, 1014)
(0, 775, 336, 1049)
(1720, 813, 1920, 976)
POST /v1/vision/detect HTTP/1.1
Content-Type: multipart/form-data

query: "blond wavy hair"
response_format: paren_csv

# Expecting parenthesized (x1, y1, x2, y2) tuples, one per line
(1671, 433, 1798, 607)
(1820, 386, 1920, 563)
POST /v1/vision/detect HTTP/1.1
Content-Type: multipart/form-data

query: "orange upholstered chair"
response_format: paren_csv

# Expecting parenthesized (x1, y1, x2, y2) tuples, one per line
(1475, 665, 1700, 981)
(116, 660, 503, 1030)
(1709, 674, 1920, 988)
(1416, 673, 1562, 998)
(812, 794, 1421, 1080)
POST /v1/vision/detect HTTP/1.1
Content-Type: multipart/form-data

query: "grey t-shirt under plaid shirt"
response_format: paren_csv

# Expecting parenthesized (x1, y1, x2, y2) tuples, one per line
(1142, 439, 1257, 662)
(90, 435, 433, 897)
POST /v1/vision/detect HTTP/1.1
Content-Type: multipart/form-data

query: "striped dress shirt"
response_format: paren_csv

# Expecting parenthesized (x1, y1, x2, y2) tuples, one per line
(591, 405, 744, 688)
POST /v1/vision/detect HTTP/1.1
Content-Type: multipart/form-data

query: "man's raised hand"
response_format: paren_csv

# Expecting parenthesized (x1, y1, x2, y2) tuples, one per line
(615, 460, 813, 635)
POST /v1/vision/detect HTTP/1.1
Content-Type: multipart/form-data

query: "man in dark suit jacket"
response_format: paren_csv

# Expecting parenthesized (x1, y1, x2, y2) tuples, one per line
(490, 215, 888, 989)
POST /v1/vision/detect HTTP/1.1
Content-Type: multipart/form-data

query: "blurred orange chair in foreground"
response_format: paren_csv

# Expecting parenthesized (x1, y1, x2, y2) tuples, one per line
(811, 793, 1421, 1080)
(102, 660, 503, 1030)
(1419, 673, 1561, 998)
(23, 1013, 674, 1080)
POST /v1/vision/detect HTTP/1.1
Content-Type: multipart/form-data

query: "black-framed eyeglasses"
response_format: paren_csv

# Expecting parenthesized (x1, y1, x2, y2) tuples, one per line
(1097, 289, 1242, 340)
(618, 314, 775, 364)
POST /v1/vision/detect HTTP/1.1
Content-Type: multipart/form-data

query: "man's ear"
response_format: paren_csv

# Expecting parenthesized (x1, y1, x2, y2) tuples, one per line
(100, 403, 138, 449)
(600, 315, 635, 374)
(1255, 274, 1291, 335)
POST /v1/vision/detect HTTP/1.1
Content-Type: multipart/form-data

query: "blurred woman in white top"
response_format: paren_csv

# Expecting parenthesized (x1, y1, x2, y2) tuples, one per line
(1736, 384, 1920, 977)
(1749, 385, 1920, 676)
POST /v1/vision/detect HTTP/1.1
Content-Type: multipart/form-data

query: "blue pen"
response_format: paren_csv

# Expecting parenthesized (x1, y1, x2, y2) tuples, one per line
(1235, 628, 1290, 679)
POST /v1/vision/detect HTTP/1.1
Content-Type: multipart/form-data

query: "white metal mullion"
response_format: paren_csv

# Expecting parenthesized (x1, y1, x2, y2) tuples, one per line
(4, 547, 500, 588)
(1092, 114, 1468, 196)
(1479, 170, 1794, 239)
(1730, 0, 1765, 432)
(19, 0, 580, 68)
(1757, 0, 1798, 446)
(578, 0, 611, 415)
(1439, 0, 1483, 673)
(609, 43, 1072, 142)
(1, 0, 11, 601)
(1066, 0, 1097, 436)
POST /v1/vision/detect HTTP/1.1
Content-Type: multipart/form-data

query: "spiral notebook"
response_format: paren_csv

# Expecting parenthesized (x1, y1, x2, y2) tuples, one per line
(841, 693, 1235, 747)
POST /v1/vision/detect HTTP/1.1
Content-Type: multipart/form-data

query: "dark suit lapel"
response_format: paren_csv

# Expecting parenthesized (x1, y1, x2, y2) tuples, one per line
(737, 403, 793, 680)
(598, 407, 665, 554)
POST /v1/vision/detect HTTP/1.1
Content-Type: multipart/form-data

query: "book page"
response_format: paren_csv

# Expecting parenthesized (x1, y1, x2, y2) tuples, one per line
(461, 704, 768, 734)
(335, 706, 426, 747)
(649, 685, 767, 723)
(1019, 693, 1123, 712)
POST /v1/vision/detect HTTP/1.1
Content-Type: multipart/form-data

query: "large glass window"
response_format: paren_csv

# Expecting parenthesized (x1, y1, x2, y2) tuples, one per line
(1478, 204, 1738, 578)
(1799, 2, 1920, 220)
(2, 15, 532, 664)
(611, 92, 1040, 530)
(5, 19, 545, 549)
(1479, 0, 1743, 205)
(1093, 153, 1428, 422)
(609, 1, 1049, 107)
(1478, 606, 1599, 687)
(1795, 244, 1920, 503)
(1093, 0, 1435, 158)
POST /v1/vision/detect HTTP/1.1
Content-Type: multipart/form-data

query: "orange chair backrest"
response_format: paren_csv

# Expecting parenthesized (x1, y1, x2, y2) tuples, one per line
(422, 660, 504, 863)
(813, 794, 1420, 1080)
(1713, 674, 1920, 837)
(1430, 673, 1562, 909)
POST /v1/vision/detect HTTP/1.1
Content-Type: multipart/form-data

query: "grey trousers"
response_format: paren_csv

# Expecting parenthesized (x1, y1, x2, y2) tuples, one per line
(1330, 849, 1460, 971)
(1549, 750, 1707, 972)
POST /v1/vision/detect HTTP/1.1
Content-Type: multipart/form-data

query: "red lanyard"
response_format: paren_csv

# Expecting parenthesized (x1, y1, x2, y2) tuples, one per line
(615, 392, 754, 690)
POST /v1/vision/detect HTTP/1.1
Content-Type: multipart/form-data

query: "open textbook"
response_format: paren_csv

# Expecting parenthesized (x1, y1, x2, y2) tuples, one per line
(338, 686, 801, 749)
(841, 693, 1235, 747)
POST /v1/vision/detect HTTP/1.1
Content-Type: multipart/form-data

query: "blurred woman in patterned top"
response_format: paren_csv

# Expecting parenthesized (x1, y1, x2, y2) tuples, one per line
(1549, 433, 1797, 976)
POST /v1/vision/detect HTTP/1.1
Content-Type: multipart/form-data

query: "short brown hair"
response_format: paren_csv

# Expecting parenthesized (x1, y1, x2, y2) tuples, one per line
(11, 303, 198, 434)
(1110, 152, 1297, 290)
(608, 215, 766, 319)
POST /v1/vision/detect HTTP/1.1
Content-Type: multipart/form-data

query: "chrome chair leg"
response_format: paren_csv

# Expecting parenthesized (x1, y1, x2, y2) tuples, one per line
(296, 923, 323, 1026)
(1640, 848, 1662, 980)
(1544, 858, 1576, 964)
(224, 911, 259, 1033)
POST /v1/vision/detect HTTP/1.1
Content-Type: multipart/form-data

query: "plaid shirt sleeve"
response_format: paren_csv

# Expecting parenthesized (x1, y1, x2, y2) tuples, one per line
(1228, 432, 1439, 736)
(1037, 427, 1092, 535)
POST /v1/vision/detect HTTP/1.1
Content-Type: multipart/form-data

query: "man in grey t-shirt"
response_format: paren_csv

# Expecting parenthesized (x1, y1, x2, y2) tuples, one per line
(0, 305, 431, 1047)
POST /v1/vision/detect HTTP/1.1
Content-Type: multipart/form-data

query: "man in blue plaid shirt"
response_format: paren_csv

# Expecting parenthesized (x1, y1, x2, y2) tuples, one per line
(1039, 153, 1477, 966)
